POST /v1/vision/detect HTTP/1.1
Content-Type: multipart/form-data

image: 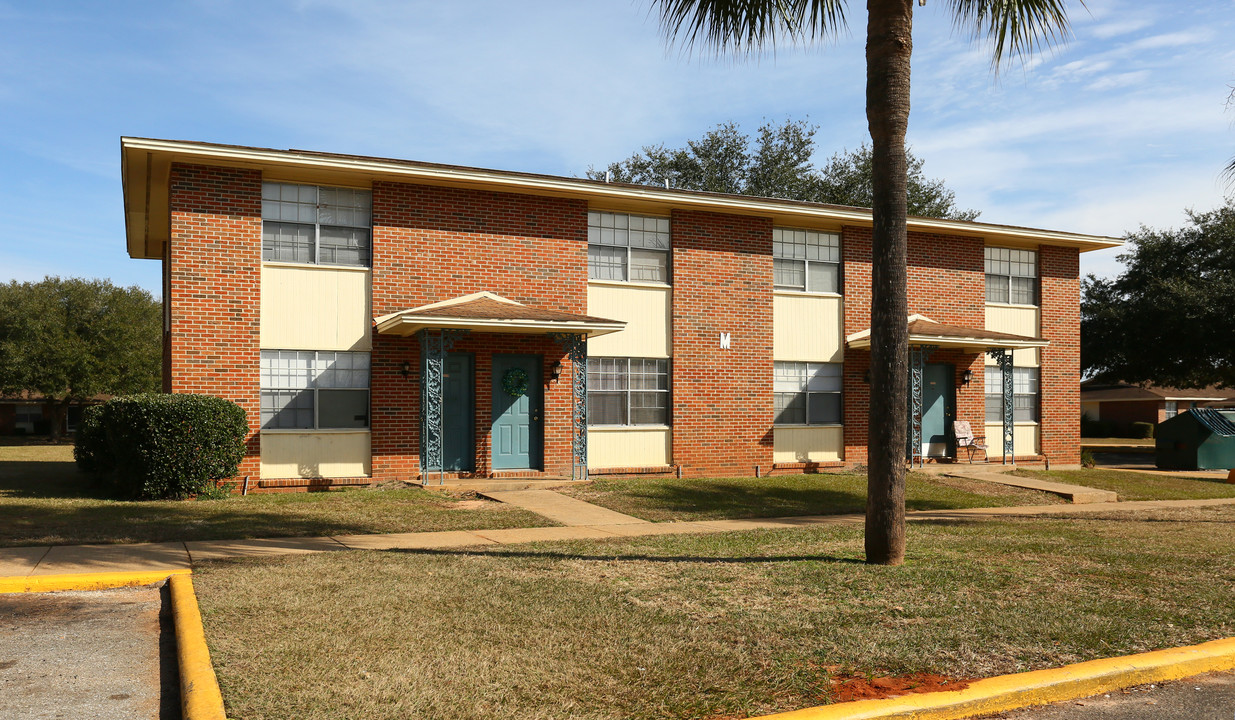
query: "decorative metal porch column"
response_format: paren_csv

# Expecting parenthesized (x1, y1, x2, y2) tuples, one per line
(417, 328, 466, 484)
(988, 348, 1015, 464)
(907, 344, 939, 467)
(550, 332, 588, 482)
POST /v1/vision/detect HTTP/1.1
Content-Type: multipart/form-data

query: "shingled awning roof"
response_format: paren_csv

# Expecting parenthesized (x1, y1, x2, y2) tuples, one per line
(374, 292, 625, 337)
(846, 315, 1050, 351)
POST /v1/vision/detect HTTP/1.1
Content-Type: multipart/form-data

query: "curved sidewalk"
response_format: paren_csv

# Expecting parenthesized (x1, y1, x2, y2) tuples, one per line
(3, 496, 1233, 584)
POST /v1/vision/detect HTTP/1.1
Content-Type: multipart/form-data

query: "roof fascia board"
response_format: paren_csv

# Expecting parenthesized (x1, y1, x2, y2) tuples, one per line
(121, 138, 1123, 252)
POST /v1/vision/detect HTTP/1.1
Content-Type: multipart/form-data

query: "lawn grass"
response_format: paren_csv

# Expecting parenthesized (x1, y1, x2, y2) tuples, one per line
(0, 443, 553, 547)
(194, 506, 1235, 720)
(1014, 468, 1235, 502)
(560, 471, 1061, 522)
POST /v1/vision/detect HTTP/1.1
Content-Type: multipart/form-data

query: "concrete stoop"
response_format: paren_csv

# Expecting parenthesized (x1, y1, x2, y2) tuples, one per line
(947, 469, 1118, 504)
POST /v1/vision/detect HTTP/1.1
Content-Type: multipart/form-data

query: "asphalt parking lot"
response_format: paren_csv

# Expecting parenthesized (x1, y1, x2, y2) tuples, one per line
(982, 671, 1235, 719)
(0, 585, 178, 720)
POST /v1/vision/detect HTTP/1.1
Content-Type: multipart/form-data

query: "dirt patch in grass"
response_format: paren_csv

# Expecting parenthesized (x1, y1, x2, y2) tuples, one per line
(0, 444, 554, 547)
(829, 670, 971, 702)
(194, 507, 1235, 720)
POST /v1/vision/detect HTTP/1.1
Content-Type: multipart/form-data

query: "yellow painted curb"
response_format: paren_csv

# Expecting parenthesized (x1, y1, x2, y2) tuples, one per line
(0, 568, 191, 594)
(170, 573, 227, 720)
(754, 636, 1235, 719)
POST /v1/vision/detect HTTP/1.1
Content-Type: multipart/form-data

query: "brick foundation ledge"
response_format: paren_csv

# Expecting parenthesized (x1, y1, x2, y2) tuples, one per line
(253, 477, 372, 492)
(588, 465, 677, 477)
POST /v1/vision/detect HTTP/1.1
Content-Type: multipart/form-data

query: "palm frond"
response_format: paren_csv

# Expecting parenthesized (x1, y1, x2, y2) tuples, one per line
(944, 0, 1082, 67)
(652, 0, 848, 56)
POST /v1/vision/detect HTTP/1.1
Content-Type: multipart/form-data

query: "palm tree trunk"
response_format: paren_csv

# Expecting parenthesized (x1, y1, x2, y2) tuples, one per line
(864, 0, 913, 565)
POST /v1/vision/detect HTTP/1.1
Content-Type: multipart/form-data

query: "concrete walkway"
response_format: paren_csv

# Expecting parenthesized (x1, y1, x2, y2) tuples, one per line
(480, 489, 649, 526)
(2, 496, 1234, 581)
(947, 468, 1119, 504)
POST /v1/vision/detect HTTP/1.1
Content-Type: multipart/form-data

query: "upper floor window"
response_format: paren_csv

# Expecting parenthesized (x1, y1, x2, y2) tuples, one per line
(774, 228, 840, 293)
(774, 361, 842, 425)
(587, 357, 671, 426)
(985, 366, 1039, 423)
(262, 182, 372, 267)
(587, 211, 670, 283)
(985, 247, 1036, 305)
(260, 350, 370, 430)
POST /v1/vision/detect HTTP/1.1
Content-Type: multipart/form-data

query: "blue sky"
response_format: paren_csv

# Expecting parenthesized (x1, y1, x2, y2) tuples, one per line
(1, 0, 1232, 295)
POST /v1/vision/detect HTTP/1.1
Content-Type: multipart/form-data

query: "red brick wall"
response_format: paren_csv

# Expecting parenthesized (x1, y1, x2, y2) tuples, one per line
(167, 163, 262, 477)
(369, 181, 588, 479)
(1039, 245, 1080, 464)
(1098, 400, 1161, 430)
(670, 210, 774, 476)
(840, 226, 988, 463)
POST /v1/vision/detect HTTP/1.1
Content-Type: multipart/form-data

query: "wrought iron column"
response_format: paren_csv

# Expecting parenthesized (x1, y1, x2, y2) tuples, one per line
(907, 344, 938, 467)
(417, 328, 465, 484)
(551, 333, 588, 482)
(989, 348, 1015, 464)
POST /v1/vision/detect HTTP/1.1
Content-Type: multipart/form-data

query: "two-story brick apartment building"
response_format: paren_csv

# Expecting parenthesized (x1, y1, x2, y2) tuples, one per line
(120, 138, 1119, 491)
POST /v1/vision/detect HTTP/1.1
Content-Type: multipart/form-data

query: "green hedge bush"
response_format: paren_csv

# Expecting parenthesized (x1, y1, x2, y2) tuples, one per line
(74, 394, 248, 500)
(1131, 421, 1155, 439)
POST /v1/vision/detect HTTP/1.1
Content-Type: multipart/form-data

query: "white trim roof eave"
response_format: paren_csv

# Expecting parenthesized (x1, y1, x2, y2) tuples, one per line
(374, 315, 625, 338)
(121, 137, 1124, 260)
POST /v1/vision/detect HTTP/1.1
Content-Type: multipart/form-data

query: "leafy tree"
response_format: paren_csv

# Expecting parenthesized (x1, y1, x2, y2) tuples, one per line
(589, 120, 978, 220)
(651, 0, 1078, 565)
(0, 277, 161, 438)
(1082, 203, 1235, 389)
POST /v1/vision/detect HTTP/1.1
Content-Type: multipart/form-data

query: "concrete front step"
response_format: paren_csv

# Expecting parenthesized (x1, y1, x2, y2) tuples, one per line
(418, 478, 588, 493)
(947, 470, 1118, 504)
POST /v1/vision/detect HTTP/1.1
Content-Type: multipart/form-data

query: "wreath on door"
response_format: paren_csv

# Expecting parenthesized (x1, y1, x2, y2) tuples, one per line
(502, 367, 529, 398)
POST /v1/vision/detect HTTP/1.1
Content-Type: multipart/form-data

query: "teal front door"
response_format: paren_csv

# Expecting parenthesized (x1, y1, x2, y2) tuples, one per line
(491, 354, 542, 470)
(442, 353, 474, 472)
(922, 363, 956, 458)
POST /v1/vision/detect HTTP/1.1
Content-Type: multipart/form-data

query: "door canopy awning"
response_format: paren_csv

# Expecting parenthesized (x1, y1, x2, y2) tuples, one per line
(846, 314, 1050, 351)
(375, 291, 625, 338)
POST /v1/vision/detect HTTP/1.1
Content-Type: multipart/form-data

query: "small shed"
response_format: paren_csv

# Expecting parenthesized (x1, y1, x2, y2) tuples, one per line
(1155, 409, 1235, 471)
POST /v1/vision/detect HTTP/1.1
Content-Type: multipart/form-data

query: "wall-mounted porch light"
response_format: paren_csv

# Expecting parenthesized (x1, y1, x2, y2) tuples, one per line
(550, 360, 563, 382)
(961, 369, 973, 386)
(400, 360, 413, 380)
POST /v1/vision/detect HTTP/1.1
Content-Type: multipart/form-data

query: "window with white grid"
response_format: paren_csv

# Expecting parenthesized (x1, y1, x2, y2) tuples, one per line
(985, 247, 1037, 305)
(262, 182, 372, 267)
(774, 362, 842, 425)
(586, 357, 670, 425)
(587, 211, 670, 283)
(773, 228, 840, 293)
(260, 350, 370, 429)
(984, 367, 1039, 423)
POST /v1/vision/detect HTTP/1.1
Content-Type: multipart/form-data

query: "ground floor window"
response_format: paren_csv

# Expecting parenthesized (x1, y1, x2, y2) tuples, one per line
(260, 350, 370, 430)
(985, 367, 1039, 423)
(1164, 401, 1178, 419)
(774, 362, 842, 425)
(587, 357, 670, 426)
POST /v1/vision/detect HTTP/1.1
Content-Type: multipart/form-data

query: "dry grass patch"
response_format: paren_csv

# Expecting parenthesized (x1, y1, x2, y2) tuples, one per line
(194, 507, 1235, 720)
(562, 471, 1060, 522)
(0, 443, 553, 547)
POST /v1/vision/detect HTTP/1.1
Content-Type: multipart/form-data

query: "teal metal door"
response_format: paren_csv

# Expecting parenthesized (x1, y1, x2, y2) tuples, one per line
(922, 364, 955, 458)
(442, 353, 474, 472)
(491, 354, 543, 470)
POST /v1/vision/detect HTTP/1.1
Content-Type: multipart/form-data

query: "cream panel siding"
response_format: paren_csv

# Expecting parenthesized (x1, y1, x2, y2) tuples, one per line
(262, 265, 372, 351)
(1080, 401, 1101, 420)
(773, 294, 844, 362)
(773, 426, 844, 463)
(983, 423, 1040, 457)
(586, 283, 671, 358)
(588, 428, 672, 469)
(260, 432, 371, 478)
(984, 304, 1040, 366)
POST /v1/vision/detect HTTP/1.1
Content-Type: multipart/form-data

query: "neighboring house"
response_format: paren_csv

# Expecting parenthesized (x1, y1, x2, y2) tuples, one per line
(119, 138, 1119, 491)
(1080, 381, 1235, 431)
(0, 393, 105, 436)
